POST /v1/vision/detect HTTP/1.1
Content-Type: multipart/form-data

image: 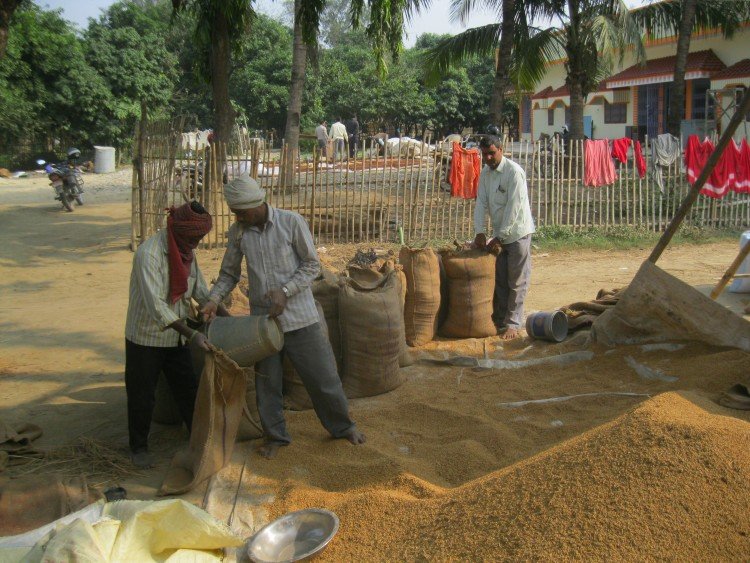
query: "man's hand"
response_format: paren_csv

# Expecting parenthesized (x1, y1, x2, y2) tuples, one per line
(201, 301, 218, 322)
(472, 233, 487, 250)
(191, 332, 211, 351)
(266, 288, 288, 319)
(486, 237, 501, 254)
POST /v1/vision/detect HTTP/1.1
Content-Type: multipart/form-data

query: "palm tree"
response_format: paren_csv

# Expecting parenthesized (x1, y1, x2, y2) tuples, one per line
(425, 0, 645, 140)
(424, 0, 540, 129)
(172, 0, 255, 142)
(632, 0, 747, 137)
(281, 0, 429, 184)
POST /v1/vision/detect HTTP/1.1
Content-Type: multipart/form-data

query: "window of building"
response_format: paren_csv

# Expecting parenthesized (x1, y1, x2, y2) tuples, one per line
(692, 79, 711, 120)
(548, 108, 555, 126)
(604, 101, 627, 124)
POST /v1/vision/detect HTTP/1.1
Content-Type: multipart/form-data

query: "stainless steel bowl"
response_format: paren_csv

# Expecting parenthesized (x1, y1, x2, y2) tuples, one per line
(246, 508, 340, 563)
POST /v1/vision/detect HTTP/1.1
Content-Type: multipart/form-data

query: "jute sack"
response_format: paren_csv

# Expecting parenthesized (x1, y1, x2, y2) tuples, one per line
(399, 247, 441, 346)
(439, 250, 496, 338)
(312, 269, 343, 372)
(282, 301, 331, 411)
(159, 349, 247, 496)
(339, 271, 406, 398)
(236, 367, 263, 442)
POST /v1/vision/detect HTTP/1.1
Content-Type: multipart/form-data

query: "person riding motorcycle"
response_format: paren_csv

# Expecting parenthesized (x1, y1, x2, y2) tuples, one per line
(39, 147, 85, 211)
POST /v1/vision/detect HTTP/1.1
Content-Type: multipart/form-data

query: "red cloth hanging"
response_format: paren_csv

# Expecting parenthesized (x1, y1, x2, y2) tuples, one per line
(584, 139, 617, 187)
(449, 142, 481, 198)
(611, 138, 632, 164)
(685, 135, 740, 199)
(734, 138, 750, 194)
(633, 140, 646, 179)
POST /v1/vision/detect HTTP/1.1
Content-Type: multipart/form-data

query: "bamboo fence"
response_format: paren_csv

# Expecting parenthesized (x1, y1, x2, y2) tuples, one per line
(131, 124, 750, 250)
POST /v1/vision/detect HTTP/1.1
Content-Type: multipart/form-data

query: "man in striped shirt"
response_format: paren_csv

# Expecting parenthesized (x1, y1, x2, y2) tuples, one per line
(201, 174, 365, 459)
(124, 202, 226, 469)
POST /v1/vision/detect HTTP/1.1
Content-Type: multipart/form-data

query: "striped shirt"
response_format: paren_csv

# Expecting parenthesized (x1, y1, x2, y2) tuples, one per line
(209, 205, 320, 333)
(125, 230, 211, 347)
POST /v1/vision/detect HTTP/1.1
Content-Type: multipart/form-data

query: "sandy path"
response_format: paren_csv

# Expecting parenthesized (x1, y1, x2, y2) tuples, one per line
(0, 168, 747, 495)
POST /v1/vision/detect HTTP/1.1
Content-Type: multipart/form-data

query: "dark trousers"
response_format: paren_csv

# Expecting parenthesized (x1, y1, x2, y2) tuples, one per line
(125, 339, 198, 453)
(493, 234, 532, 329)
(348, 134, 359, 157)
(254, 322, 355, 445)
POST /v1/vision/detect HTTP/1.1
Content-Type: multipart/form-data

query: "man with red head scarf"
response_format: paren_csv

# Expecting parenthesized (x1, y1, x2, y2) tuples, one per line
(124, 201, 227, 469)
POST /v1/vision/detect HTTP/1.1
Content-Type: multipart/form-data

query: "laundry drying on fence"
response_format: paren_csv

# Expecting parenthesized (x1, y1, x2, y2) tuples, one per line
(611, 137, 646, 179)
(449, 142, 481, 199)
(584, 139, 617, 187)
(651, 133, 681, 193)
(685, 134, 750, 198)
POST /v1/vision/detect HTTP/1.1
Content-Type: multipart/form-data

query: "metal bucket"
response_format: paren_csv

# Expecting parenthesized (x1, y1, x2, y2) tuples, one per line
(525, 310, 568, 343)
(207, 315, 284, 367)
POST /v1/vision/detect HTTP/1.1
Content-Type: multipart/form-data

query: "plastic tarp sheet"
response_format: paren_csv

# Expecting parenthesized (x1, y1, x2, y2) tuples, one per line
(0, 499, 243, 562)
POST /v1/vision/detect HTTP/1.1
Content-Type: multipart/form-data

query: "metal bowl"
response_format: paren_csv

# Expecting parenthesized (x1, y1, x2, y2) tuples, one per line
(246, 508, 340, 563)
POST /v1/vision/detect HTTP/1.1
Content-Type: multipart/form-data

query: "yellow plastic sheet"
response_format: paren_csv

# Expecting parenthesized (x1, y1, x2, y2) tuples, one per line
(2, 499, 244, 562)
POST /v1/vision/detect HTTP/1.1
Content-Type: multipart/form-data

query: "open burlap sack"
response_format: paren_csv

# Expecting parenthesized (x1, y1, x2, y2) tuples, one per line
(339, 271, 406, 398)
(400, 247, 441, 346)
(283, 301, 332, 411)
(159, 349, 247, 496)
(439, 250, 496, 338)
(237, 367, 263, 442)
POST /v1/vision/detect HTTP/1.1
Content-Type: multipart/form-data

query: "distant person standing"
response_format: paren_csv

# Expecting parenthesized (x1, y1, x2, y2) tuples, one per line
(315, 119, 328, 158)
(346, 115, 360, 158)
(472, 135, 535, 340)
(330, 118, 348, 161)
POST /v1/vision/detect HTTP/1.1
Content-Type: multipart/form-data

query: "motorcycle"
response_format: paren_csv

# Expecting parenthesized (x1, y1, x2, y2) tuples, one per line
(37, 148, 85, 212)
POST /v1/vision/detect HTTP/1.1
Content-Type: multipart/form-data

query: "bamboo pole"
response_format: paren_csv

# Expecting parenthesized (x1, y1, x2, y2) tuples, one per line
(711, 239, 750, 299)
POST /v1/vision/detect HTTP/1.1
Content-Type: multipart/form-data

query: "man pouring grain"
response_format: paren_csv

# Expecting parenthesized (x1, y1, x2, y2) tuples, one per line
(200, 173, 365, 459)
(124, 202, 228, 469)
(473, 135, 535, 340)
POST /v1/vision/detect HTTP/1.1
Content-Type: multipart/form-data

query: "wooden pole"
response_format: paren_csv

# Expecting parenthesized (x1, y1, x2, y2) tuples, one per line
(136, 100, 148, 245)
(710, 239, 750, 299)
(649, 90, 750, 264)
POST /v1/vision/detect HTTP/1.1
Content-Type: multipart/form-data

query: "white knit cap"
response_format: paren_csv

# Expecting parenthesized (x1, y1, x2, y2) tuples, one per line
(223, 173, 265, 209)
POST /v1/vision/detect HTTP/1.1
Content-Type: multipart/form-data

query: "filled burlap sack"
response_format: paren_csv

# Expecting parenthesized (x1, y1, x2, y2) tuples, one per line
(439, 250, 496, 338)
(159, 349, 247, 496)
(312, 268, 343, 372)
(339, 271, 406, 398)
(282, 301, 331, 411)
(399, 247, 441, 346)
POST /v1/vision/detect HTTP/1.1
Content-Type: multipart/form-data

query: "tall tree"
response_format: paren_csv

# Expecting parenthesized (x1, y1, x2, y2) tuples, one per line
(0, 0, 23, 60)
(171, 0, 255, 142)
(633, 0, 747, 137)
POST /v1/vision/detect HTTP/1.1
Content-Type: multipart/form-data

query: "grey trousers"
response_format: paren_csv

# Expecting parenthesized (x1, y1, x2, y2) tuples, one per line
(493, 234, 532, 329)
(254, 322, 355, 445)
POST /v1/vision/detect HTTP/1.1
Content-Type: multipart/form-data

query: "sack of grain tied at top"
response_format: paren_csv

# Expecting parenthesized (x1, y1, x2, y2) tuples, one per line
(339, 270, 406, 399)
(439, 249, 496, 338)
(399, 247, 441, 347)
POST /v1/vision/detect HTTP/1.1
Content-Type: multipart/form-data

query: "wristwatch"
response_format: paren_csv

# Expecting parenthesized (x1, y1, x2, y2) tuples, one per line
(281, 286, 290, 297)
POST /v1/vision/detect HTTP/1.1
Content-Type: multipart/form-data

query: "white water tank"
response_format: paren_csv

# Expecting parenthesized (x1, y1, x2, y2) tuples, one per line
(729, 230, 750, 293)
(94, 146, 116, 173)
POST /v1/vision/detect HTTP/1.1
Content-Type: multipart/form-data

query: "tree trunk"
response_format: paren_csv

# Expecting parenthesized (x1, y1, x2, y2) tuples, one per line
(489, 0, 515, 127)
(0, 0, 22, 60)
(668, 0, 697, 137)
(568, 79, 585, 140)
(282, 0, 307, 187)
(210, 8, 235, 143)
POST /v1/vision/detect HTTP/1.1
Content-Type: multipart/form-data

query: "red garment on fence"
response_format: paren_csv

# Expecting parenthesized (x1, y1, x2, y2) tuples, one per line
(684, 134, 750, 199)
(611, 138, 631, 164)
(634, 140, 646, 179)
(584, 139, 617, 187)
(450, 142, 481, 198)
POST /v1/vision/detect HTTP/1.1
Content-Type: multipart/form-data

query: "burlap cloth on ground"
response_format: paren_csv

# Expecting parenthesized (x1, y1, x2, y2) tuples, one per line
(159, 348, 259, 496)
(0, 474, 102, 535)
(0, 419, 42, 472)
(560, 288, 622, 332)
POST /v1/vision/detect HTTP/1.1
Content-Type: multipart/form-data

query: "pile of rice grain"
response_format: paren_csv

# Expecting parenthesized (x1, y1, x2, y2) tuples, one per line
(268, 392, 750, 560)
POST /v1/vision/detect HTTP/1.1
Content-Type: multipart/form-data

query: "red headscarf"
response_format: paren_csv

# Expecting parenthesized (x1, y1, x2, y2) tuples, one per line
(166, 203, 212, 304)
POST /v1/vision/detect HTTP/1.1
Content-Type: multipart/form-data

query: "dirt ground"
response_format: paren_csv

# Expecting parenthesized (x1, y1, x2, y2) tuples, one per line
(1, 170, 750, 557)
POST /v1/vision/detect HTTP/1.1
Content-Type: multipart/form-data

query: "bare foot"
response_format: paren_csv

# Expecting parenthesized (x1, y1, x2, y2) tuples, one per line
(256, 442, 283, 459)
(500, 327, 521, 341)
(344, 429, 366, 445)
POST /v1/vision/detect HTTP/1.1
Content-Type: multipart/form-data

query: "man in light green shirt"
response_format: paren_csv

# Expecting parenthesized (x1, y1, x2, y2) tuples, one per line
(473, 135, 535, 340)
